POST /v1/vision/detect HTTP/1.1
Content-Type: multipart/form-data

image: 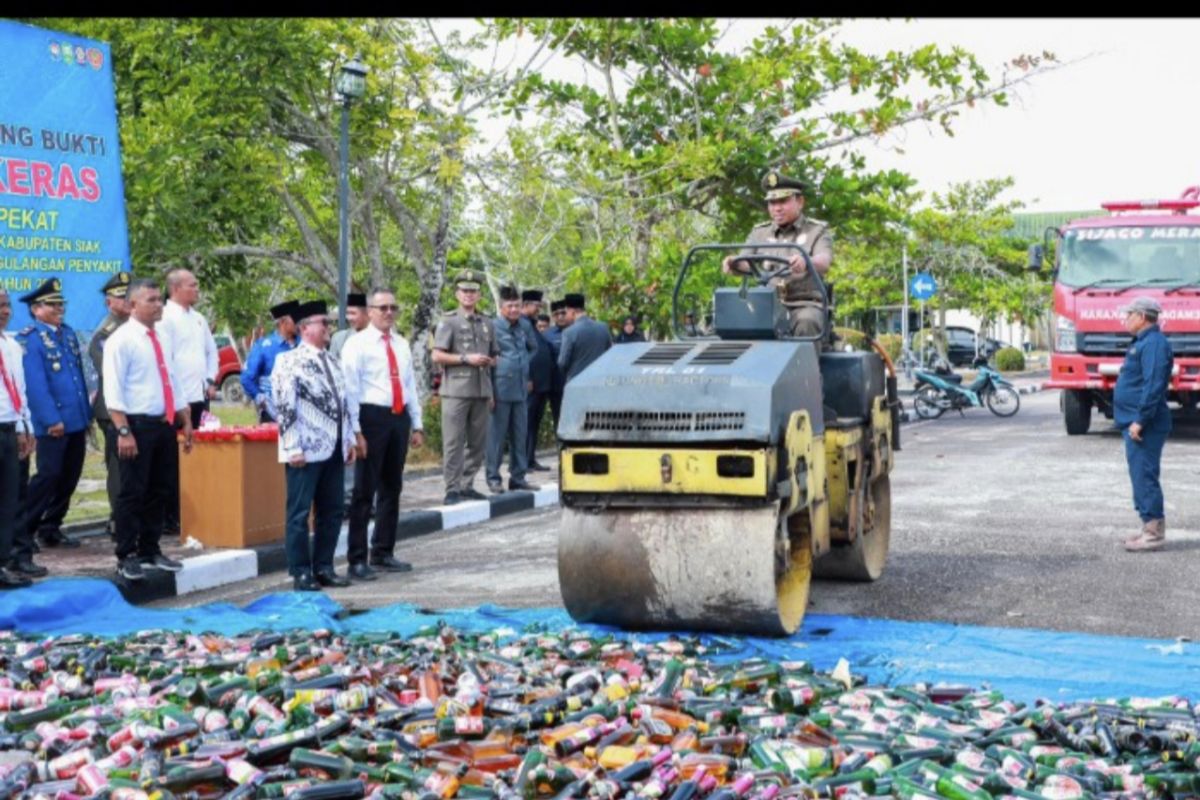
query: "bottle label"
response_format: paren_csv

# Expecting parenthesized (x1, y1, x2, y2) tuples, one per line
(1040, 775, 1085, 799)
(454, 716, 485, 735)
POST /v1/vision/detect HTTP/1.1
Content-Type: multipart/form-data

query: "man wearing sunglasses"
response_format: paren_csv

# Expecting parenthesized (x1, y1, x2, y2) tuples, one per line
(15, 277, 91, 557)
(432, 269, 497, 505)
(341, 289, 423, 580)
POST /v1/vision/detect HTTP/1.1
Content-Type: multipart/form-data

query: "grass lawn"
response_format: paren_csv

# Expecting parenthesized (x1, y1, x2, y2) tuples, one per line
(61, 401, 442, 525)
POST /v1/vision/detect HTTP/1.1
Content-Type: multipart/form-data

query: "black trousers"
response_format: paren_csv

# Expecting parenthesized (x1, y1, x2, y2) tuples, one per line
(163, 400, 208, 532)
(18, 429, 86, 551)
(348, 405, 411, 564)
(285, 448, 344, 577)
(0, 428, 20, 565)
(189, 400, 208, 429)
(113, 417, 177, 561)
(526, 391, 550, 466)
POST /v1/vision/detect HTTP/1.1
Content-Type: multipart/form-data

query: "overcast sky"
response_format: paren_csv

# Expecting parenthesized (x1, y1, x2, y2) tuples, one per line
(819, 18, 1199, 213)
(466, 18, 1200, 215)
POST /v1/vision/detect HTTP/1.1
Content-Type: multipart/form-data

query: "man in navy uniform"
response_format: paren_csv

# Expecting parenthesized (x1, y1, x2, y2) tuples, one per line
(1115, 296, 1174, 552)
(240, 300, 299, 423)
(16, 278, 92, 554)
(543, 299, 570, 428)
(521, 290, 554, 472)
(486, 286, 538, 493)
(88, 272, 133, 540)
(557, 293, 612, 384)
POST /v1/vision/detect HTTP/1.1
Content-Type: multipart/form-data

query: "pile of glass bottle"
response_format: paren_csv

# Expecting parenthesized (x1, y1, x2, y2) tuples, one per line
(0, 623, 1196, 799)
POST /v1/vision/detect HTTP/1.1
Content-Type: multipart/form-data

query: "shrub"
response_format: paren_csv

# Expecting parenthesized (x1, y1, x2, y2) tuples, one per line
(875, 333, 903, 364)
(834, 327, 869, 351)
(420, 397, 442, 454)
(995, 347, 1026, 372)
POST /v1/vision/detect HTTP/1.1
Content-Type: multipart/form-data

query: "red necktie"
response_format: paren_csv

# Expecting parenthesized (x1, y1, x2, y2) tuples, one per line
(382, 333, 405, 414)
(0, 345, 20, 414)
(147, 328, 175, 422)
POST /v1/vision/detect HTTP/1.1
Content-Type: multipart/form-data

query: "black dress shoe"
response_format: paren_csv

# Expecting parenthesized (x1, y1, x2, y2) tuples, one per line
(487, 481, 504, 494)
(9, 559, 48, 578)
(0, 568, 31, 589)
(348, 563, 378, 581)
(368, 556, 413, 573)
(293, 574, 322, 592)
(443, 491, 461, 506)
(461, 487, 488, 501)
(509, 479, 540, 491)
(528, 462, 551, 472)
(39, 531, 81, 549)
(314, 570, 351, 588)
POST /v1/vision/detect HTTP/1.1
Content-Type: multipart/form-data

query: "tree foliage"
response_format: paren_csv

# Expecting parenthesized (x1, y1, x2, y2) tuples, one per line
(28, 17, 1059, 389)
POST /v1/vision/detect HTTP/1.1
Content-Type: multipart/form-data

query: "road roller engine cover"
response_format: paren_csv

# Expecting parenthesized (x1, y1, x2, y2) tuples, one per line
(556, 244, 899, 636)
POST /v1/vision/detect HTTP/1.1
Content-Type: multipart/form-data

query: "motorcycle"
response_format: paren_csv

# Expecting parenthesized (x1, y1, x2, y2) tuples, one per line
(912, 354, 1021, 419)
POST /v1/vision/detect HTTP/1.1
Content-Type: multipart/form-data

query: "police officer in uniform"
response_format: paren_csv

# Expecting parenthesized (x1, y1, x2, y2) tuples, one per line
(89, 272, 132, 539)
(723, 171, 834, 339)
(431, 269, 498, 506)
(16, 277, 92, 554)
(330, 292, 369, 360)
(241, 300, 300, 423)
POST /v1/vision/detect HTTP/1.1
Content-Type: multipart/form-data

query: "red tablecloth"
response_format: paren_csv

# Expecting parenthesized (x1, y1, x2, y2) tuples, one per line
(190, 424, 279, 443)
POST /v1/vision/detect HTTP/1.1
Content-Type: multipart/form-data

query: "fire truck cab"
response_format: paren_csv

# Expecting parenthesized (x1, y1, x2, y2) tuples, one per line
(1034, 187, 1200, 434)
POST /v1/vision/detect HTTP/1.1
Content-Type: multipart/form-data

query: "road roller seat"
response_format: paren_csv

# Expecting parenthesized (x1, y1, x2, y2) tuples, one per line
(712, 286, 792, 341)
(819, 350, 886, 424)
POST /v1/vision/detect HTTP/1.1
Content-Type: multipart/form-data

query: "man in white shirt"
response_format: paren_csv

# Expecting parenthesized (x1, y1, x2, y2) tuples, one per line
(272, 300, 356, 592)
(103, 278, 194, 583)
(159, 268, 219, 427)
(158, 267, 218, 540)
(0, 289, 36, 588)
(341, 288, 424, 580)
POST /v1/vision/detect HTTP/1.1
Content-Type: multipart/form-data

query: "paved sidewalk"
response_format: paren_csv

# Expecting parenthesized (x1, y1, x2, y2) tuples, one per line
(29, 453, 562, 605)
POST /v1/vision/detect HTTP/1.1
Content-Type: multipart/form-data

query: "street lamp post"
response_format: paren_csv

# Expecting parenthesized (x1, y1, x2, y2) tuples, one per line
(886, 221, 915, 377)
(335, 56, 368, 329)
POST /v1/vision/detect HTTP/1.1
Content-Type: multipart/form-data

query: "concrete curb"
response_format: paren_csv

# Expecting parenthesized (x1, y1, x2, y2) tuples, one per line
(112, 483, 560, 605)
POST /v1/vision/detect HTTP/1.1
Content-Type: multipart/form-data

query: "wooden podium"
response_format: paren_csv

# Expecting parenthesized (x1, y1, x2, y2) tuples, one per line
(179, 426, 285, 548)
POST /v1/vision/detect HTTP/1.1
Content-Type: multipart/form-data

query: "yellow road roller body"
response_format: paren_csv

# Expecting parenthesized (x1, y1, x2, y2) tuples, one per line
(556, 246, 899, 636)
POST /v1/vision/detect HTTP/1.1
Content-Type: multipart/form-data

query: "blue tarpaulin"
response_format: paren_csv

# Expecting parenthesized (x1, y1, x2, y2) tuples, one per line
(0, 578, 1195, 704)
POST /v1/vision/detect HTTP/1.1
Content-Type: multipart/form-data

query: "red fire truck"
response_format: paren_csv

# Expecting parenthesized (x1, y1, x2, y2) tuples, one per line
(1035, 187, 1200, 434)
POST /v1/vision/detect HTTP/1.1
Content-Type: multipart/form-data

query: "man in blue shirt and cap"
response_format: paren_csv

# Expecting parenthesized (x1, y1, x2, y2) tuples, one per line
(1114, 296, 1174, 552)
(15, 277, 92, 555)
(241, 300, 300, 423)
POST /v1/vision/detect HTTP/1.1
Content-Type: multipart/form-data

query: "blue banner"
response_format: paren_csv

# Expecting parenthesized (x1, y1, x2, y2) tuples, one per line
(0, 20, 130, 334)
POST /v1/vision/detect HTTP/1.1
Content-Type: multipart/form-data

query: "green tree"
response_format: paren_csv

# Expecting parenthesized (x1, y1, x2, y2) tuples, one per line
(497, 18, 1060, 331)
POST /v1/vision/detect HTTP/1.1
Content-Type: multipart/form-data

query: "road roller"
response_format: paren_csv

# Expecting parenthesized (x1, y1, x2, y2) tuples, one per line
(556, 244, 901, 636)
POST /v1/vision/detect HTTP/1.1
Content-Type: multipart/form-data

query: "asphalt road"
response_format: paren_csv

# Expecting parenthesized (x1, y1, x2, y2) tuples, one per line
(152, 390, 1200, 640)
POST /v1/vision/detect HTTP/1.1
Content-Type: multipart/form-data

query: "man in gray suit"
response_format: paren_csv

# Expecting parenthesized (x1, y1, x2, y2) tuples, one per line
(486, 286, 539, 493)
(558, 293, 612, 383)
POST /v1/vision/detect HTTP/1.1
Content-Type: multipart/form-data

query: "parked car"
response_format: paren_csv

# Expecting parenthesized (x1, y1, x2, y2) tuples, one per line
(913, 326, 1009, 367)
(214, 335, 244, 403)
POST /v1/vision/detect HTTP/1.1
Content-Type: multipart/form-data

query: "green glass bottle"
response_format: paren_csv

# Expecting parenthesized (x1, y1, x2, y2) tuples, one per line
(288, 747, 356, 780)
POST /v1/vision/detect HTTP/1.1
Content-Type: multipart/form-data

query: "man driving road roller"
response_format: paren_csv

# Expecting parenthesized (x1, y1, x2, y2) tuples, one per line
(722, 170, 833, 338)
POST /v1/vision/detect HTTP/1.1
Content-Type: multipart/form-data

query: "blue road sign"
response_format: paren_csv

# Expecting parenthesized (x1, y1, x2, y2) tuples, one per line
(909, 272, 937, 301)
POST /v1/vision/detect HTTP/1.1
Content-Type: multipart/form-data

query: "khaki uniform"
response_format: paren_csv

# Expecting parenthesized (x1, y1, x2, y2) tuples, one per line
(743, 215, 834, 337)
(433, 308, 499, 493)
(88, 312, 123, 529)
